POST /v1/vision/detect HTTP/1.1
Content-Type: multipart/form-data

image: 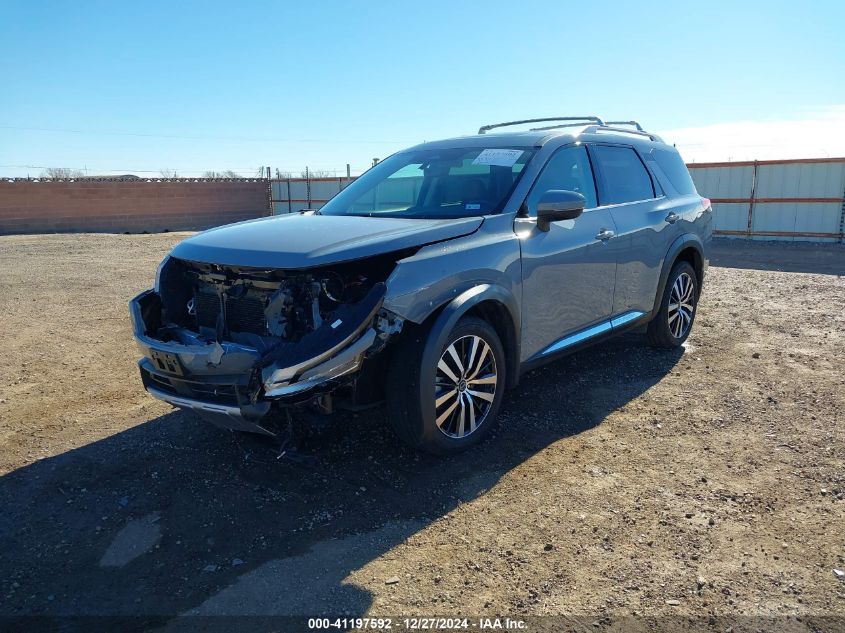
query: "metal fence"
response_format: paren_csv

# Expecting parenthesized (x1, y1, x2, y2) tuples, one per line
(270, 157, 845, 243)
(688, 157, 845, 242)
(270, 177, 354, 214)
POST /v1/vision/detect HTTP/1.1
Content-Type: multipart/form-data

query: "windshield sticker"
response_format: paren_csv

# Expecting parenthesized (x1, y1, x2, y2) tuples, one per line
(472, 149, 524, 167)
(465, 203, 481, 210)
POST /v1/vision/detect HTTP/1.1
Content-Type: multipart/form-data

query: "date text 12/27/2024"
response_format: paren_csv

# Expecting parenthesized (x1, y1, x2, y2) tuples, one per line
(307, 617, 528, 630)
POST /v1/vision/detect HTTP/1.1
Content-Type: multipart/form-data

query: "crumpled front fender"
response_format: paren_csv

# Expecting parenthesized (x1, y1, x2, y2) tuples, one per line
(259, 284, 389, 395)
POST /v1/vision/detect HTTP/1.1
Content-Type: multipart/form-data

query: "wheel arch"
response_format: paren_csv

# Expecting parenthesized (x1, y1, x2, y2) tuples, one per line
(417, 285, 521, 390)
(651, 234, 705, 316)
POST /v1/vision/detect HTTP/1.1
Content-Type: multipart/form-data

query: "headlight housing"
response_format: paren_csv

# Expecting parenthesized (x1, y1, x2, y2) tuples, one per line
(153, 255, 172, 293)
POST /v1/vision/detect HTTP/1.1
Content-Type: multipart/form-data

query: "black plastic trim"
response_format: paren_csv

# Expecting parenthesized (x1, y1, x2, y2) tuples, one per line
(650, 234, 705, 318)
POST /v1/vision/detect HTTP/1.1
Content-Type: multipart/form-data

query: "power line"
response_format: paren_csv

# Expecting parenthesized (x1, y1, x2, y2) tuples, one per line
(0, 164, 371, 172)
(0, 164, 372, 178)
(0, 125, 405, 145)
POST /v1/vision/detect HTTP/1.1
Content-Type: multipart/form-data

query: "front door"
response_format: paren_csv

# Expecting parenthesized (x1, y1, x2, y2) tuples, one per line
(518, 144, 619, 362)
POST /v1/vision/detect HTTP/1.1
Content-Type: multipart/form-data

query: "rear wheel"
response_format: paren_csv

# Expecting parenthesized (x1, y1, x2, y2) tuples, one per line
(647, 261, 698, 348)
(386, 316, 506, 455)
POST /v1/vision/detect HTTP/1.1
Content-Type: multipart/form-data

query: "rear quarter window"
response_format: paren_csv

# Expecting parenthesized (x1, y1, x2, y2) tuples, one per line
(591, 145, 655, 205)
(649, 148, 698, 196)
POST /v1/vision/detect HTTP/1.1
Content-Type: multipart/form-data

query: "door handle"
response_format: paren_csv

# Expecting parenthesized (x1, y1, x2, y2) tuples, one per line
(665, 212, 680, 224)
(595, 229, 615, 241)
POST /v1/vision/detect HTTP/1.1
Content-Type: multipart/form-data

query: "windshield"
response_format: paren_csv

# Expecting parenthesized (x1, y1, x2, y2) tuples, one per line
(319, 147, 535, 219)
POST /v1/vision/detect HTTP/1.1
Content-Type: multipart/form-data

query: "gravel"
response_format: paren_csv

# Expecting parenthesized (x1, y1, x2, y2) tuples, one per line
(0, 233, 843, 622)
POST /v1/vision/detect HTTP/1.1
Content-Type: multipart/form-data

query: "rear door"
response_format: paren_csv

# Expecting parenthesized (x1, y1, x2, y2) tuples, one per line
(588, 144, 669, 317)
(518, 144, 619, 361)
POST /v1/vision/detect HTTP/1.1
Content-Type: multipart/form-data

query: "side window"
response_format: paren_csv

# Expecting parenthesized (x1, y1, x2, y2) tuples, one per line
(649, 148, 697, 196)
(591, 145, 655, 204)
(525, 145, 597, 215)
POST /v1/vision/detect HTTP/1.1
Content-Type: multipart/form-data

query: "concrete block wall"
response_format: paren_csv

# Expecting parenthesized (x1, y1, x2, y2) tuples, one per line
(0, 179, 271, 234)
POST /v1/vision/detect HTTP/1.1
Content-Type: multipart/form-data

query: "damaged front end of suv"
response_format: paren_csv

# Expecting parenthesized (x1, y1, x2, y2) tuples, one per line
(130, 248, 407, 435)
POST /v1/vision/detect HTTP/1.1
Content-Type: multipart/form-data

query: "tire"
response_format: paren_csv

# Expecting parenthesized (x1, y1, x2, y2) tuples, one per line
(647, 260, 698, 348)
(386, 316, 506, 455)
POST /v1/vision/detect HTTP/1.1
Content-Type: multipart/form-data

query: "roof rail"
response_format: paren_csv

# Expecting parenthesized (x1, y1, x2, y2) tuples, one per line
(585, 124, 662, 142)
(606, 120, 644, 131)
(478, 116, 605, 135)
(528, 122, 598, 132)
(477, 116, 663, 142)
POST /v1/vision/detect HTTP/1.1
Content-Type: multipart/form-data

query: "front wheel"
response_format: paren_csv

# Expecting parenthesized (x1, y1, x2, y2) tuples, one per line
(386, 316, 506, 455)
(647, 261, 698, 348)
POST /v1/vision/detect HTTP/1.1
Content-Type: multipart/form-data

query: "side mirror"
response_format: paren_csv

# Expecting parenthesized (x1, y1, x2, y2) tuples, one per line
(536, 190, 585, 231)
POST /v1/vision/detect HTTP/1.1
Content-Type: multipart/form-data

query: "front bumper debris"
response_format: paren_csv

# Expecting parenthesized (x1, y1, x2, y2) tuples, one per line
(130, 283, 395, 434)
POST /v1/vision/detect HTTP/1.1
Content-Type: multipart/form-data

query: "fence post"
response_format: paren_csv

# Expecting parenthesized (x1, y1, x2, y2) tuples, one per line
(746, 160, 758, 239)
(305, 166, 311, 209)
(265, 166, 272, 216)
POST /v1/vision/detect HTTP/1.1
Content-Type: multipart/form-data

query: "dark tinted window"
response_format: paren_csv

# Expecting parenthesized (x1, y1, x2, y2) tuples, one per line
(650, 148, 697, 196)
(591, 145, 654, 204)
(526, 145, 597, 214)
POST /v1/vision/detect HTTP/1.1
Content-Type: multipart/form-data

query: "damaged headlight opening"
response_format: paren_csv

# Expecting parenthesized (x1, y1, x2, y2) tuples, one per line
(156, 253, 401, 345)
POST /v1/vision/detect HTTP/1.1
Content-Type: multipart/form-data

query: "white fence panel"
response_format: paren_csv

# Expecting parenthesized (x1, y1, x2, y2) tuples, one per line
(689, 159, 844, 242)
(690, 165, 754, 199)
(271, 177, 353, 214)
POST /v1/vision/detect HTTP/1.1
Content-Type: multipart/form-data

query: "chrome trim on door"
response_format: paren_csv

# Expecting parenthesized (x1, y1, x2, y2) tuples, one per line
(539, 310, 646, 357)
(609, 310, 646, 328)
(540, 321, 612, 356)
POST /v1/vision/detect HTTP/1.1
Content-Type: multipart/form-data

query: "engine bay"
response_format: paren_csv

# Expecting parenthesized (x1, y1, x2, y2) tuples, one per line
(156, 253, 402, 350)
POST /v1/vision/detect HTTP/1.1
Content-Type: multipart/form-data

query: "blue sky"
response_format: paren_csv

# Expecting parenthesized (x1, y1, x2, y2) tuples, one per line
(2, 0, 844, 176)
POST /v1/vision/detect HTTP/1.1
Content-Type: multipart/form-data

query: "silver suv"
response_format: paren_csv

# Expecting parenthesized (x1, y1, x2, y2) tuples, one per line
(130, 116, 712, 454)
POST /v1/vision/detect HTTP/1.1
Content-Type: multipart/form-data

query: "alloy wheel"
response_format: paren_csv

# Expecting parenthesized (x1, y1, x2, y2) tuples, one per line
(434, 335, 498, 439)
(668, 272, 695, 338)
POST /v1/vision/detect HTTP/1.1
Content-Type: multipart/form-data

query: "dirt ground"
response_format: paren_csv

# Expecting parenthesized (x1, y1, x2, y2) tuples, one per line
(0, 233, 843, 631)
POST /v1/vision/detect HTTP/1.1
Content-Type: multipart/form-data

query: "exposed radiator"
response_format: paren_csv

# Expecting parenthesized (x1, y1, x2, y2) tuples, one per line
(195, 291, 267, 335)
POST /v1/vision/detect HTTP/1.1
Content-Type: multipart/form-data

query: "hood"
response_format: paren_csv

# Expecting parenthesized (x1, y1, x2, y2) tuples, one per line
(169, 213, 484, 269)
